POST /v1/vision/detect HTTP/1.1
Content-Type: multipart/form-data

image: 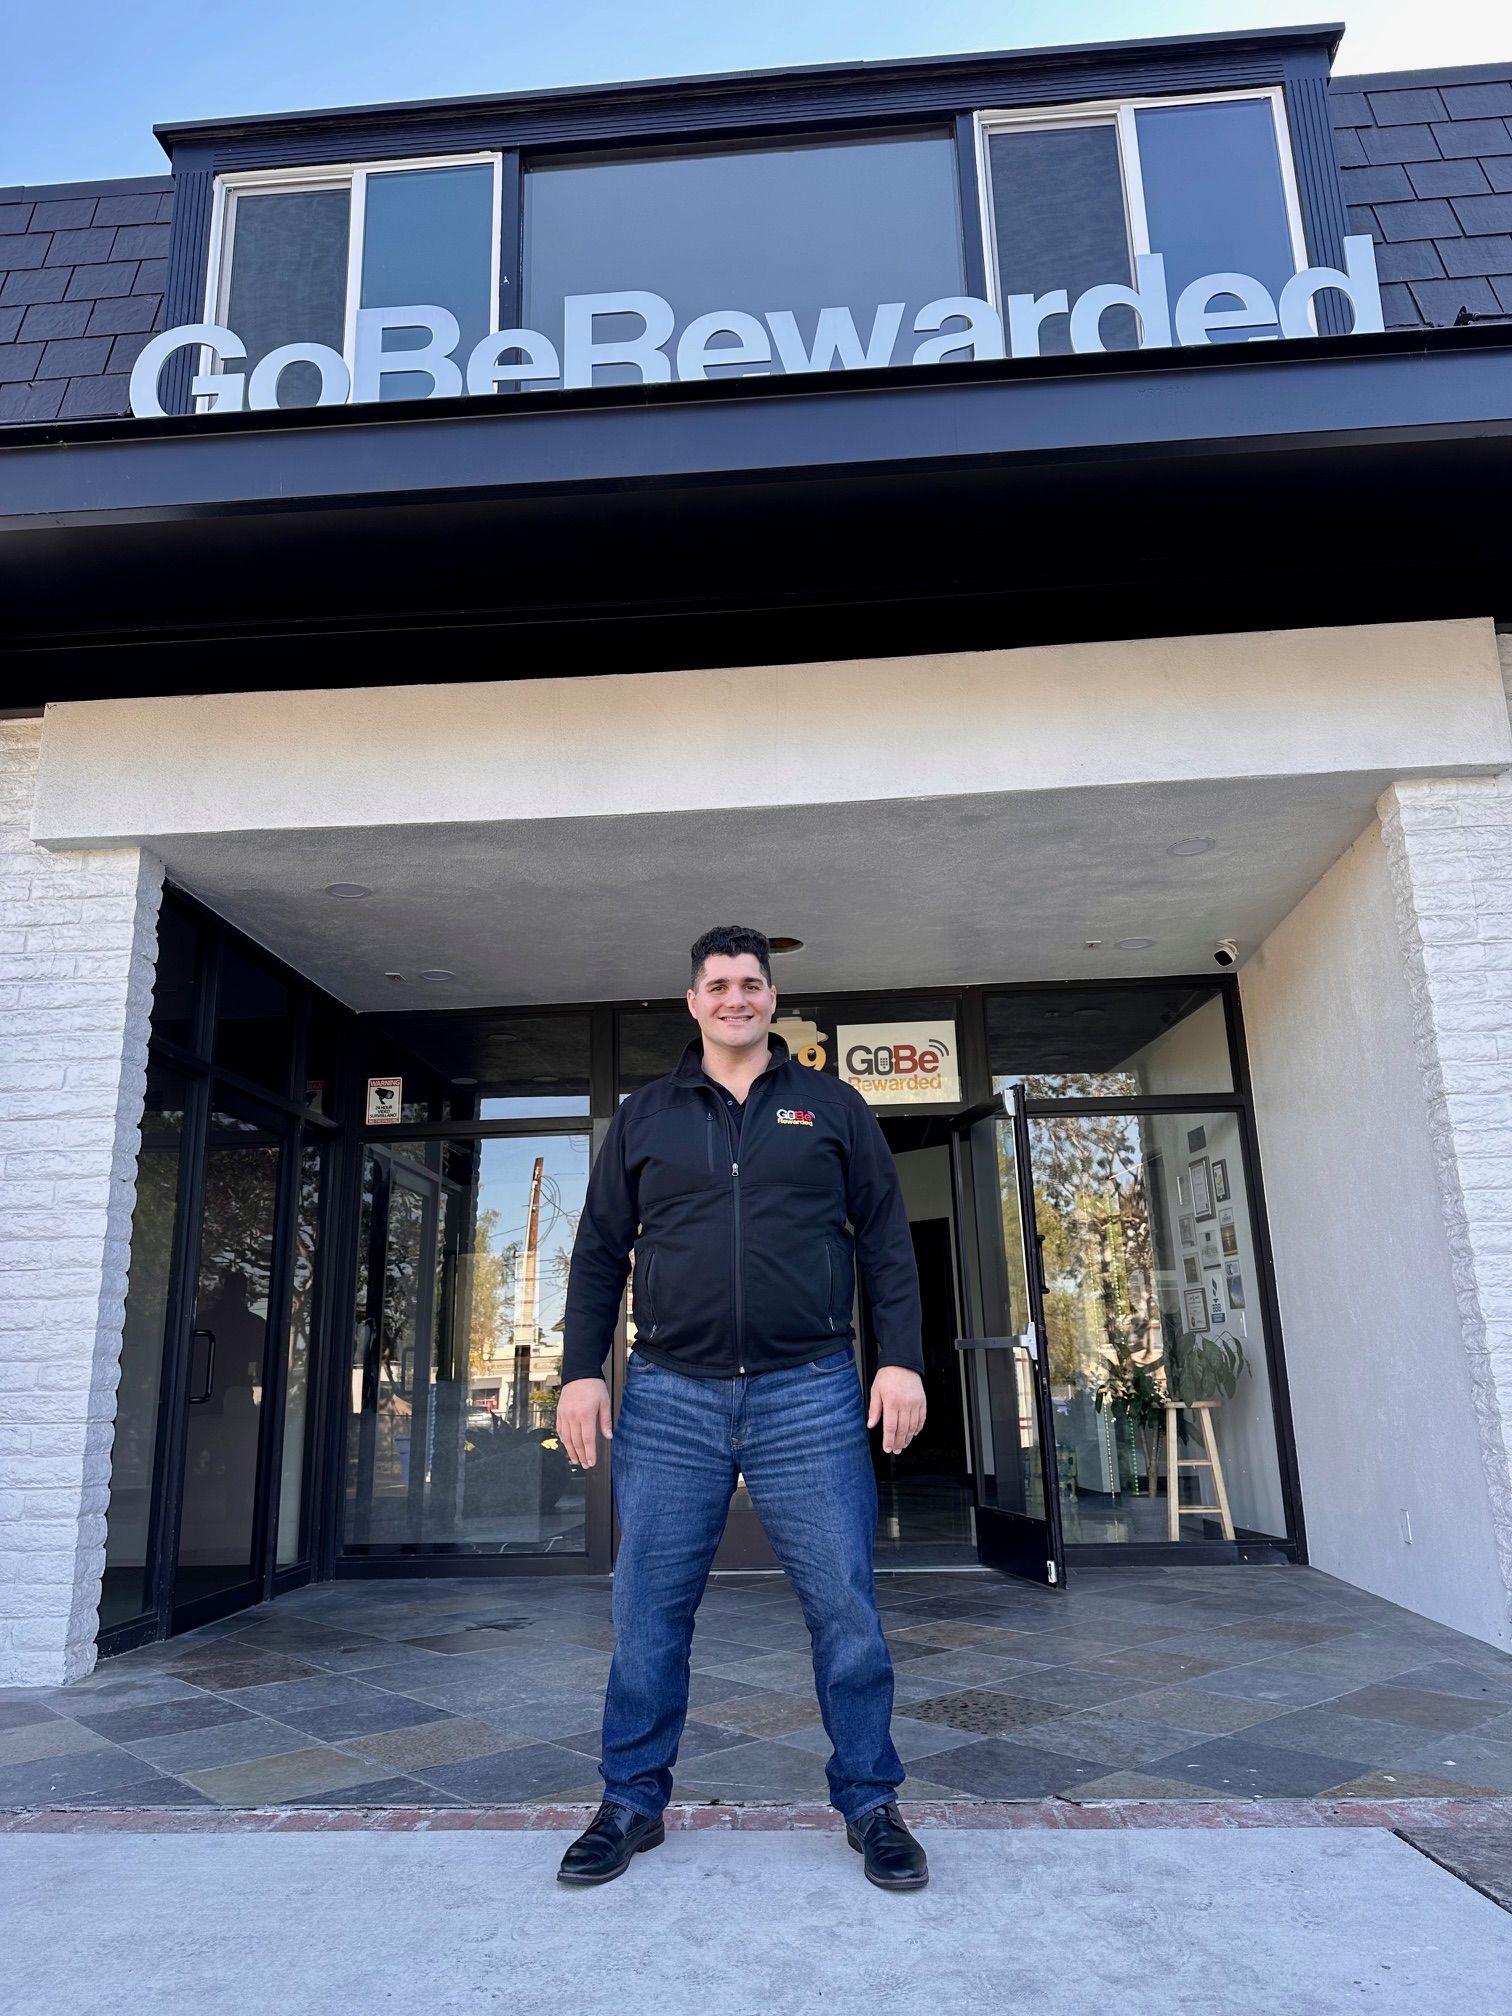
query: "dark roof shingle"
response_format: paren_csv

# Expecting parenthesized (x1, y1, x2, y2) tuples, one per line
(1332, 61, 1512, 327)
(0, 174, 171, 424)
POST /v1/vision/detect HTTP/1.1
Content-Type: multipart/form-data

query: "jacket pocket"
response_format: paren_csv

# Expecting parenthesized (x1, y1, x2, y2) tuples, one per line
(634, 1248, 658, 1339)
(828, 1240, 853, 1329)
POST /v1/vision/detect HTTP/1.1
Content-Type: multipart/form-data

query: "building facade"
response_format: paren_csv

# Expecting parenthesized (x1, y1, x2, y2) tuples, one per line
(2, 23, 1512, 1689)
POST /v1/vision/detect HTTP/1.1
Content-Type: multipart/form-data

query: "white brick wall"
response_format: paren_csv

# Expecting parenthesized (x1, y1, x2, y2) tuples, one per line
(1379, 767, 1512, 1629)
(0, 718, 162, 1687)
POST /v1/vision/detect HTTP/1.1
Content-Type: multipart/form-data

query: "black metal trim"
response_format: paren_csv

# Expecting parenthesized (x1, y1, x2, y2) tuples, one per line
(1225, 978, 1308, 1566)
(151, 26, 1344, 153)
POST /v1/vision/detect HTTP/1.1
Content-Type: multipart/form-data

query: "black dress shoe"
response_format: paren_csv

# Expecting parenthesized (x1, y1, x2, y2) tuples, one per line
(845, 1801, 929, 1891)
(556, 1799, 667, 1886)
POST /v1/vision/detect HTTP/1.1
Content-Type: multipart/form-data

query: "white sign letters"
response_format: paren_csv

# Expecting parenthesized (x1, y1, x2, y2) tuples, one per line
(129, 237, 1384, 419)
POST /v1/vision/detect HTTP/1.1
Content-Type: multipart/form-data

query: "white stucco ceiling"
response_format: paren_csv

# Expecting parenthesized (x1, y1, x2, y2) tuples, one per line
(156, 773, 1388, 1011)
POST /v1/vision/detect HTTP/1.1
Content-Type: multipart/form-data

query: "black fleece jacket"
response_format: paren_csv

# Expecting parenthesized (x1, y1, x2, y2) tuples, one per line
(562, 1034, 924, 1382)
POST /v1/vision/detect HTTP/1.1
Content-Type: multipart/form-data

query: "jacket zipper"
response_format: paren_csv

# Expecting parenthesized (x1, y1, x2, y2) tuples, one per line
(824, 1246, 835, 1332)
(709, 1090, 746, 1375)
(644, 1250, 657, 1338)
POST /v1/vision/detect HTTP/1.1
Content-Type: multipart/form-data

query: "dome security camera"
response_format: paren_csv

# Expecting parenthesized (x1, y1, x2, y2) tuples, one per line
(1213, 939, 1240, 969)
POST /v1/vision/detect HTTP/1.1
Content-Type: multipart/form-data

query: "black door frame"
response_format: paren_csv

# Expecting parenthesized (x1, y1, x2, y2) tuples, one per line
(327, 1122, 615, 1580)
(169, 1086, 300, 1635)
(97, 890, 343, 1659)
(950, 1089, 1068, 1587)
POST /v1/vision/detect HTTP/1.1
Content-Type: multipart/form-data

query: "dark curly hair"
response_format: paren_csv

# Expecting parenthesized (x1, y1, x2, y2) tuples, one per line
(690, 925, 773, 988)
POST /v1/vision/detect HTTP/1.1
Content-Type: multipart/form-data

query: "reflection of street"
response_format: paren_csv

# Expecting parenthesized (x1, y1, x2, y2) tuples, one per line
(348, 1135, 590, 1555)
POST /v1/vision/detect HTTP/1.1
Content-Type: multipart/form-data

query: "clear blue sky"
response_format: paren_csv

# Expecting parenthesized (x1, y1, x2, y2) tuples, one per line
(5, 1, 1507, 187)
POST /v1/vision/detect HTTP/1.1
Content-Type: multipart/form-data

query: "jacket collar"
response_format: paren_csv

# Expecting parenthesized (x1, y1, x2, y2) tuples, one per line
(674, 1029, 791, 1085)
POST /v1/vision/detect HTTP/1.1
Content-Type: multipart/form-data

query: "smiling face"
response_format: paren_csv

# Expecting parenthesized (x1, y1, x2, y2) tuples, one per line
(687, 951, 777, 1060)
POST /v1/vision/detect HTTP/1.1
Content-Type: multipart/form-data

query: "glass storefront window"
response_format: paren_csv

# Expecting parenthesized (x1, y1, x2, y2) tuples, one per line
(618, 1007, 693, 1097)
(988, 984, 1233, 1098)
(149, 901, 201, 1055)
(344, 1132, 591, 1554)
(175, 1108, 284, 1609)
(364, 1011, 591, 1123)
(277, 1142, 324, 1567)
(214, 945, 295, 1097)
(523, 132, 965, 386)
(1030, 1109, 1285, 1545)
(303, 998, 343, 1118)
(101, 1066, 189, 1630)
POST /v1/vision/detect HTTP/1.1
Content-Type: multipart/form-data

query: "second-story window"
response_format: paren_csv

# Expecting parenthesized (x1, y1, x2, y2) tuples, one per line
(521, 132, 966, 386)
(979, 92, 1305, 352)
(212, 157, 499, 405)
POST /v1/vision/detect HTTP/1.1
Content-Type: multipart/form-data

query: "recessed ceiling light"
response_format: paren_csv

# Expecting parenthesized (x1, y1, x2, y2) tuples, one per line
(768, 936, 804, 955)
(418, 969, 456, 983)
(1116, 936, 1156, 950)
(324, 881, 371, 899)
(1166, 838, 1215, 857)
(1083, 940, 1102, 949)
(384, 971, 406, 982)
(452, 1076, 477, 1086)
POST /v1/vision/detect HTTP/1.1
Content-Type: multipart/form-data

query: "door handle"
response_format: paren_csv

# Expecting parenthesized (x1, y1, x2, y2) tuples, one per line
(188, 1327, 217, 1404)
(954, 1330, 1038, 1358)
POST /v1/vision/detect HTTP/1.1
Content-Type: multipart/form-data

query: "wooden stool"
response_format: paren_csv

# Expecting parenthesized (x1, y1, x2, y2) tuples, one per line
(1164, 1400, 1235, 1541)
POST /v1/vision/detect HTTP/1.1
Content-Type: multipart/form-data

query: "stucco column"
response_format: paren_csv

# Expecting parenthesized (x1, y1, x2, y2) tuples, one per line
(0, 719, 163, 1687)
(1378, 772, 1512, 1630)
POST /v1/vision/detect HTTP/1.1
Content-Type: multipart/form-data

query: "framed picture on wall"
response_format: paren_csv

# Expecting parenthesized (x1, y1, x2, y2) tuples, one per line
(1184, 1256, 1200, 1286)
(1177, 1171, 1191, 1208)
(1200, 1225, 1221, 1270)
(1225, 1260, 1246, 1309)
(1190, 1155, 1215, 1221)
(1187, 1125, 1207, 1153)
(1179, 1213, 1196, 1248)
(1207, 1272, 1226, 1327)
(1221, 1220, 1239, 1257)
(1212, 1158, 1230, 1203)
(1184, 1286, 1209, 1333)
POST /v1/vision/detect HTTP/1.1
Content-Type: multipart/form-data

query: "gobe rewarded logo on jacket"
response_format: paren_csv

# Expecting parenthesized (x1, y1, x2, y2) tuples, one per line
(776, 1108, 815, 1126)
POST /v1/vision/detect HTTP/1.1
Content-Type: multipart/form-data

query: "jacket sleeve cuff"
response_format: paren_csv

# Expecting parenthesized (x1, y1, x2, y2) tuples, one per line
(561, 1345, 610, 1384)
(875, 1344, 926, 1375)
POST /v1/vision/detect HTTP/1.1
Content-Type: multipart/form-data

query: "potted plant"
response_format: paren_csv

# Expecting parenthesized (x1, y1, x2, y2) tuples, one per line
(1094, 1339, 1167, 1496)
(1162, 1317, 1249, 1408)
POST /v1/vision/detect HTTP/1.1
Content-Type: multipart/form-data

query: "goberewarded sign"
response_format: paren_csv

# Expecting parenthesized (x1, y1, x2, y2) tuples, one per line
(128, 237, 1384, 418)
(838, 1024, 962, 1107)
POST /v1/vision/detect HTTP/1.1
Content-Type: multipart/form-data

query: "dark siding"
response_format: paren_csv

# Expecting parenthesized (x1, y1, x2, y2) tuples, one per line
(0, 177, 172, 423)
(1330, 64, 1512, 327)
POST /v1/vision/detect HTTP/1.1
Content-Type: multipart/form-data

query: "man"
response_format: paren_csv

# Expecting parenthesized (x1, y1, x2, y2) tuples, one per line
(554, 925, 930, 1891)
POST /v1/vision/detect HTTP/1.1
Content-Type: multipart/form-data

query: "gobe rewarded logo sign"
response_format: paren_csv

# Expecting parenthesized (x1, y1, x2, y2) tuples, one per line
(127, 238, 1386, 417)
(837, 1024, 961, 1107)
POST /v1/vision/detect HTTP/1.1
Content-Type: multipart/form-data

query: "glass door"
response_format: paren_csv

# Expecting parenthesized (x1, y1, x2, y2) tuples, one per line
(949, 1088, 1066, 1587)
(171, 1099, 289, 1630)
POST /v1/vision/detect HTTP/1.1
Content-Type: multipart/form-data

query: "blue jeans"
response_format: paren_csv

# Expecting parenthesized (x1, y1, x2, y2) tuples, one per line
(600, 1344, 905, 1824)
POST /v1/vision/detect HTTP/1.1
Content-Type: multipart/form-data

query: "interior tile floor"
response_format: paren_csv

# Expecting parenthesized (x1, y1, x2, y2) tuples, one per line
(3, 1565, 1511, 1811)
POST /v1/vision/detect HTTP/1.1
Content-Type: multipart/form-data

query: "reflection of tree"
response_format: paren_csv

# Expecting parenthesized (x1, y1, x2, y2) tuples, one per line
(465, 1209, 519, 1383)
(1032, 1114, 1157, 1395)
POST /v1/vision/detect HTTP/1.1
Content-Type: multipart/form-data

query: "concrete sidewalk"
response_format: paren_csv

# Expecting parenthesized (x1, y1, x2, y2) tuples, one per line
(3, 1825, 1510, 2016)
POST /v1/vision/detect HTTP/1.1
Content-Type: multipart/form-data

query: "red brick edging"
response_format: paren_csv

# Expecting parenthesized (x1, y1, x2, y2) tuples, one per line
(3, 1796, 1509, 1835)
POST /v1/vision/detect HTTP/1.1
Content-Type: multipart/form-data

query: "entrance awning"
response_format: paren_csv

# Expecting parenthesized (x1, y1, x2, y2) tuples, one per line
(2, 324, 1510, 705)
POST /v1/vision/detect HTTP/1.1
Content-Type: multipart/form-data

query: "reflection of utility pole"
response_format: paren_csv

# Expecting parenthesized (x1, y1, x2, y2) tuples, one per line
(509, 1157, 544, 1427)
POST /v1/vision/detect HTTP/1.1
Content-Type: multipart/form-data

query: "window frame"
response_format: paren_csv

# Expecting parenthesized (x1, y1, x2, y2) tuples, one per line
(201, 151, 506, 406)
(972, 87, 1311, 337)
